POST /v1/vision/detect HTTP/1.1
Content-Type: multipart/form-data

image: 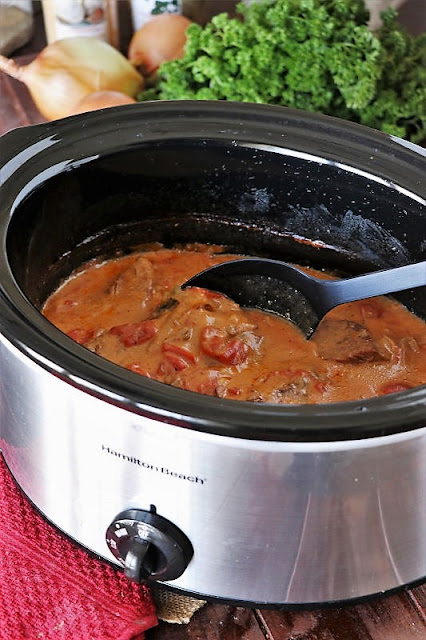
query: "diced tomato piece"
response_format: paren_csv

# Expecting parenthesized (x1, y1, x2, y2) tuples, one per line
(222, 340, 250, 365)
(197, 381, 217, 395)
(67, 328, 94, 345)
(379, 382, 413, 395)
(227, 387, 242, 396)
(200, 327, 224, 358)
(315, 381, 329, 394)
(162, 342, 197, 364)
(163, 352, 189, 371)
(126, 363, 151, 378)
(156, 362, 166, 375)
(109, 320, 157, 347)
(196, 371, 221, 395)
(200, 327, 250, 365)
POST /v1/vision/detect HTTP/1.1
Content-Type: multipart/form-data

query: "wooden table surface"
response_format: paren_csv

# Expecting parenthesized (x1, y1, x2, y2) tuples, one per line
(1, 4, 426, 638)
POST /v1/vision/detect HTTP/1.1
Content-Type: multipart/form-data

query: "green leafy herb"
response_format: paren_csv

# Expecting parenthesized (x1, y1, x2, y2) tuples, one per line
(138, 0, 425, 142)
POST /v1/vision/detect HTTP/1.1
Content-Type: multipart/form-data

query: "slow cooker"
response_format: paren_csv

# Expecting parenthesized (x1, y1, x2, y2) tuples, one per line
(1, 101, 425, 607)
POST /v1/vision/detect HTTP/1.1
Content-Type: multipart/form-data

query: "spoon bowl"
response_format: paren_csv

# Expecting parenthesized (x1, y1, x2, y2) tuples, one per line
(183, 258, 426, 337)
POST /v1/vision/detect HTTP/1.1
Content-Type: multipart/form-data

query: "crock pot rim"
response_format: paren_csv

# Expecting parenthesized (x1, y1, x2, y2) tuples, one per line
(1, 101, 425, 443)
(1, 100, 425, 191)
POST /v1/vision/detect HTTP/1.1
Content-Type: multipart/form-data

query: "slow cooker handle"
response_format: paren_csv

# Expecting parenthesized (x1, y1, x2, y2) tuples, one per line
(106, 508, 194, 583)
(0, 122, 56, 173)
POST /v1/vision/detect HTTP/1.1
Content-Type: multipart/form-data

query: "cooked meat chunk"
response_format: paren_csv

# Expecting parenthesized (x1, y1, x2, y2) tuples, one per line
(313, 319, 386, 363)
(107, 256, 153, 308)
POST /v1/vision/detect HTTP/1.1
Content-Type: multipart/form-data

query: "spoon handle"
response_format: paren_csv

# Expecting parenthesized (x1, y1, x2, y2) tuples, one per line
(325, 261, 426, 308)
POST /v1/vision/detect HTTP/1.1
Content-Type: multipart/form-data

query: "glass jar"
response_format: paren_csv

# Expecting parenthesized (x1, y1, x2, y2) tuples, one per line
(41, 0, 113, 44)
(130, 0, 182, 31)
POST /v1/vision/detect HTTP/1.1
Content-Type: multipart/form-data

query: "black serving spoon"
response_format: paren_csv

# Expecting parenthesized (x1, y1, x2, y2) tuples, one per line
(183, 258, 426, 338)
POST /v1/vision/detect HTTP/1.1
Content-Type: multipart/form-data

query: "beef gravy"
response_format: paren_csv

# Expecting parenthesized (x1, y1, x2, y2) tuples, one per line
(43, 245, 426, 404)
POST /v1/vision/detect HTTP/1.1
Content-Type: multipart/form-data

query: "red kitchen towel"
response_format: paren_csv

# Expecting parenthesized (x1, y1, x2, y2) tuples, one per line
(0, 457, 158, 640)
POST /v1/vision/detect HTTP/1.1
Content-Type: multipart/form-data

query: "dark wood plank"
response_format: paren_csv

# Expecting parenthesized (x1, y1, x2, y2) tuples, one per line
(408, 585, 426, 625)
(144, 585, 426, 640)
(257, 588, 426, 640)
(146, 604, 267, 639)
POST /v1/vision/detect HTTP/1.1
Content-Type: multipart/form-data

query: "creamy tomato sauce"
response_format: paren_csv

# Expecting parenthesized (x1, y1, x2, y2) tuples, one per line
(42, 245, 426, 404)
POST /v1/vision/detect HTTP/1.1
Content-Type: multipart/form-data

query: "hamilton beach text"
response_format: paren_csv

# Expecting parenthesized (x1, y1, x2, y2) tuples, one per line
(101, 445, 206, 485)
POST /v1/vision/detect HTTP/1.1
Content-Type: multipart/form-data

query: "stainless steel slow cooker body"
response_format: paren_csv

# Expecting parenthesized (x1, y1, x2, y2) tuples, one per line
(1, 101, 426, 607)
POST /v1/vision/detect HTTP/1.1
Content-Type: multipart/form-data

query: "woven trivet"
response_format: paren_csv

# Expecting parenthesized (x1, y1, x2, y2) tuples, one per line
(150, 584, 207, 624)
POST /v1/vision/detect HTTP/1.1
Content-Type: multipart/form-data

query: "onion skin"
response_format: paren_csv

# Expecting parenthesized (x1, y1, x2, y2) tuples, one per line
(0, 37, 144, 120)
(128, 14, 192, 76)
(69, 91, 136, 115)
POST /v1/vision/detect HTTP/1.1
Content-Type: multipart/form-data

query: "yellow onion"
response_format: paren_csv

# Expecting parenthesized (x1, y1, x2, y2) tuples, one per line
(69, 90, 136, 115)
(128, 13, 192, 76)
(0, 37, 144, 120)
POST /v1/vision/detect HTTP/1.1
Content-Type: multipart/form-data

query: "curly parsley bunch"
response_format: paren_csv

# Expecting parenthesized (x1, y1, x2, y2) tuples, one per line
(141, 0, 425, 143)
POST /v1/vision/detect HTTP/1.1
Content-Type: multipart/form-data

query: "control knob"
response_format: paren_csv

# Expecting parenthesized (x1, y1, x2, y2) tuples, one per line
(106, 508, 193, 582)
